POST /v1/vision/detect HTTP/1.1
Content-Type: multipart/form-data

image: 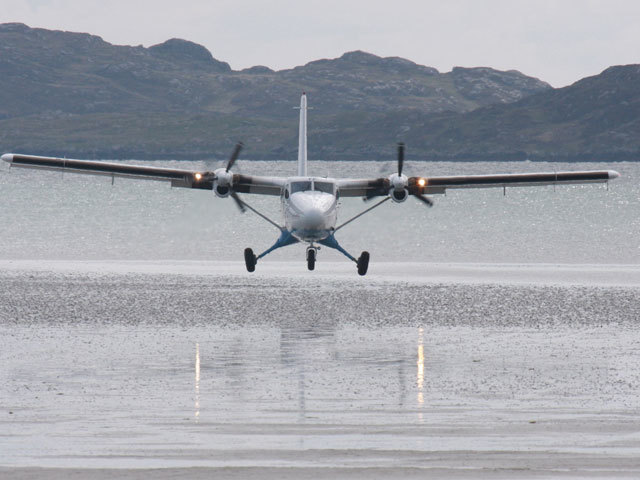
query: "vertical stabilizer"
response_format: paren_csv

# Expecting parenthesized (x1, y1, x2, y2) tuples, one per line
(297, 93, 307, 176)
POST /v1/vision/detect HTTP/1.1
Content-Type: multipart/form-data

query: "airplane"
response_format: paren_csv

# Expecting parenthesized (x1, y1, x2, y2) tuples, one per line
(1, 93, 620, 275)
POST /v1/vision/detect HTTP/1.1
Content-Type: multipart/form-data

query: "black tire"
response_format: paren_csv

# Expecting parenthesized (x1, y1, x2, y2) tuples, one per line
(307, 248, 316, 271)
(357, 251, 370, 276)
(244, 248, 256, 272)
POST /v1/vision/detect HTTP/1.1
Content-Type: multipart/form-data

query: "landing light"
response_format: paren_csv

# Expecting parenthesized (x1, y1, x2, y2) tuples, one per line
(417, 178, 426, 187)
(195, 173, 202, 181)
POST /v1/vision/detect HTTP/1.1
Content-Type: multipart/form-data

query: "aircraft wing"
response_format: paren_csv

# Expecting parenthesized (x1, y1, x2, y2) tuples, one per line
(337, 170, 620, 197)
(1, 153, 284, 195)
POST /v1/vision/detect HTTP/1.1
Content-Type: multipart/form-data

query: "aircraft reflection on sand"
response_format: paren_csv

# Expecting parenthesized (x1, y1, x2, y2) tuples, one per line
(188, 325, 430, 426)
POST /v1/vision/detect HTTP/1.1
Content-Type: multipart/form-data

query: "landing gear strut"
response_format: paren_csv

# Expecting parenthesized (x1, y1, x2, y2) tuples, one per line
(244, 247, 257, 272)
(246, 232, 369, 276)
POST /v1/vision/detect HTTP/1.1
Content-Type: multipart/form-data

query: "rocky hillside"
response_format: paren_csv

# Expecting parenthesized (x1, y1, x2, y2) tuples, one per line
(0, 23, 637, 160)
(339, 64, 640, 160)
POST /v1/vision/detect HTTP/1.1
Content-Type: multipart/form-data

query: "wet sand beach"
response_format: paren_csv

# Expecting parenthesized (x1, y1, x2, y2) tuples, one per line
(2, 262, 640, 478)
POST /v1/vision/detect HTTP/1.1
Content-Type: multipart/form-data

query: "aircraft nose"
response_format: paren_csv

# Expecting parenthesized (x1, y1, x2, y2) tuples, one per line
(304, 208, 324, 227)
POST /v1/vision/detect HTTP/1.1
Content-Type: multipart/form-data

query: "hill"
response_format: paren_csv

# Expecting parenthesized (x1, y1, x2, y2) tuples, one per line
(0, 23, 637, 160)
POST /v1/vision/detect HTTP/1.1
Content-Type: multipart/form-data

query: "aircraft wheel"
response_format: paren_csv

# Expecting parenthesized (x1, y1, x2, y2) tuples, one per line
(244, 248, 257, 272)
(307, 248, 316, 271)
(357, 251, 370, 276)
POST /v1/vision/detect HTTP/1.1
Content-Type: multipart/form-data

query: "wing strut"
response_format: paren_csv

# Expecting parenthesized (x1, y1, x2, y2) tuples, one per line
(334, 197, 390, 232)
(232, 196, 283, 231)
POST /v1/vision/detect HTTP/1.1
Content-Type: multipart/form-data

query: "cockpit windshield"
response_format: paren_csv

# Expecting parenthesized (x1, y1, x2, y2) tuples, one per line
(290, 181, 312, 193)
(314, 181, 334, 194)
(289, 180, 335, 195)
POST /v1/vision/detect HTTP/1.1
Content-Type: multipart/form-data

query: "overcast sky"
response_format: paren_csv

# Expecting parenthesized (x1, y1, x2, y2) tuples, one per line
(3, 0, 639, 87)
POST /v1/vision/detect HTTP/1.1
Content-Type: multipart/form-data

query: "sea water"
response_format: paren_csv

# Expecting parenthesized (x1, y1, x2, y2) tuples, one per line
(0, 160, 637, 264)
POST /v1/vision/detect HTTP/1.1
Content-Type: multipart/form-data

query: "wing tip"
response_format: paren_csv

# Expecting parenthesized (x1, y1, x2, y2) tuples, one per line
(1, 153, 14, 163)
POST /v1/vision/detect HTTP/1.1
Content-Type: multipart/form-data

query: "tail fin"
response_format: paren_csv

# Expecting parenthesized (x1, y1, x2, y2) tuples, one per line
(297, 93, 307, 176)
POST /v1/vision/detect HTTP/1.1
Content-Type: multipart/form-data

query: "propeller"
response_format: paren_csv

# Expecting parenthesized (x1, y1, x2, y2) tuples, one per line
(197, 142, 247, 213)
(226, 141, 243, 172)
(400, 143, 434, 207)
(227, 142, 245, 213)
(363, 143, 434, 207)
(200, 141, 243, 179)
(397, 142, 404, 176)
(230, 191, 246, 213)
(412, 192, 434, 207)
(362, 144, 406, 202)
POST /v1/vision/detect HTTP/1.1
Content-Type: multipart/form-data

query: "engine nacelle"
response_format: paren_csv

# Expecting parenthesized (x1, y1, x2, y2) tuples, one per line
(390, 187, 409, 203)
(388, 173, 408, 202)
(213, 168, 233, 198)
(214, 182, 231, 198)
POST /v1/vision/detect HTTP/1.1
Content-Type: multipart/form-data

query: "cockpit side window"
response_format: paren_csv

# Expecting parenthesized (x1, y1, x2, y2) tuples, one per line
(290, 181, 312, 193)
(314, 181, 334, 194)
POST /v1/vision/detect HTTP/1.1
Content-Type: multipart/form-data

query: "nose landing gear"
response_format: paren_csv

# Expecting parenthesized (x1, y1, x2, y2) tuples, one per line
(306, 245, 318, 271)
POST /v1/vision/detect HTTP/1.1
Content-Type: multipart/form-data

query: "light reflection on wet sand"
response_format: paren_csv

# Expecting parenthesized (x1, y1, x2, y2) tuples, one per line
(194, 343, 200, 422)
(417, 327, 425, 408)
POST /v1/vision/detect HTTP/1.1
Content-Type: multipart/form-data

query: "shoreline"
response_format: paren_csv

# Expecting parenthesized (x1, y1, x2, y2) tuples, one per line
(0, 260, 639, 287)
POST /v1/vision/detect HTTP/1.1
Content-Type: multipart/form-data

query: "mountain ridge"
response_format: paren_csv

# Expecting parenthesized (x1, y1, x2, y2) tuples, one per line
(0, 23, 637, 160)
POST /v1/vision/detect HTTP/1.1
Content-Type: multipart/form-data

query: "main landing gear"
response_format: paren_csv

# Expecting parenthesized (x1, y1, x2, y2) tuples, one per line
(357, 251, 370, 276)
(234, 188, 379, 276)
(244, 248, 257, 272)
(244, 234, 370, 276)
